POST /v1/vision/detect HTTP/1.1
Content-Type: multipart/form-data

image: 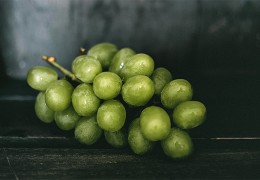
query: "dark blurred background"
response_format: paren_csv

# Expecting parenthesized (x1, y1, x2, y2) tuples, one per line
(0, 0, 260, 139)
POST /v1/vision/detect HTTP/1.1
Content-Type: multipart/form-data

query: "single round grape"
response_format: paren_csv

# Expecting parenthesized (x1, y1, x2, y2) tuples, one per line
(97, 100, 126, 132)
(45, 79, 74, 112)
(74, 115, 103, 145)
(161, 79, 193, 109)
(35, 92, 54, 123)
(109, 48, 136, 75)
(161, 128, 193, 159)
(72, 55, 102, 83)
(104, 129, 128, 148)
(72, 83, 100, 117)
(173, 101, 206, 129)
(122, 75, 155, 106)
(93, 72, 122, 100)
(87, 42, 118, 69)
(140, 106, 171, 141)
(27, 66, 58, 91)
(128, 118, 154, 155)
(121, 53, 154, 81)
(151, 67, 172, 95)
(54, 106, 80, 131)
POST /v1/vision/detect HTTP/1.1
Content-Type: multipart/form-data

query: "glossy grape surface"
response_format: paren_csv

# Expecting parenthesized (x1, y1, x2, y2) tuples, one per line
(87, 42, 118, 69)
(128, 118, 154, 155)
(151, 67, 172, 95)
(93, 72, 122, 100)
(140, 106, 171, 141)
(45, 79, 74, 112)
(161, 128, 193, 159)
(54, 106, 80, 131)
(72, 83, 100, 117)
(121, 53, 154, 80)
(27, 66, 58, 91)
(109, 48, 136, 75)
(161, 79, 193, 109)
(35, 92, 55, 123)
(72, 55, 102, 83)
(122, 75, 155, 106)
(97, 100, 126, 132)
(173, 101, 206, 129)
(104, 129, 128, 148)
(74, 116, 103, 145)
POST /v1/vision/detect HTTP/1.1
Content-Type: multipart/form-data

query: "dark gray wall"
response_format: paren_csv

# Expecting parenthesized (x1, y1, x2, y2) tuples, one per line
(1, 0, 259, 80)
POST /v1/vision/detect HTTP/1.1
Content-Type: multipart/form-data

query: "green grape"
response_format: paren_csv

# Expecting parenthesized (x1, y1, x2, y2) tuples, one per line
(27, 66, 58, 91)
(128, 118, 154, 155)
(87, 42, 118, 69)
(93, 72, 122, 100)
(161, 79, 193, 109)
(121, 53, 154, 81)
(161, 128, 193, 159)
(54, 106, 80, 131)
(109, 48, 136, 75)
(104, 129, 128, 148)
(27, 43, 207, 160)
(122, 75, 155, 106)
(72, 83, 100, 117)
(74, 115, 103, 145)
(140, 106, 171, 141)
(72, 55, 102, 83)
(151, 67, 172, 95)
(97, 100, 126, 132)
(173, 101, 206, 129)
(35, 92, 55, 123)
(45, 79, 74, 112)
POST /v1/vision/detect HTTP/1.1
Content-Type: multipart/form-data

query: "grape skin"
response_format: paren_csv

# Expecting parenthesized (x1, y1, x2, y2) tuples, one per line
(72, 83, 100, 117)
(97, 100, 126, 132)
(161, 79, 193, 109)
(140, 106, 171, 141)
(161, 128, 194, 159)
(45, 79, 74, 112)
(173, 101, 207, 129)
(54, 106, 80, 131)
(27, 66, 58, 91)
(121, 53, 155, 81)
(87, 42, 118, 69)
(128, 118, 154, 155)
(35, 92, 55, 123)
(109, 47, 136, 76)
(151, 67, 172, 95)
(104, 129, 128, 148)
(72, 55, 102, 83)
(122, 75, 155, 107)
(93, 72, 122, 100)
(74, 116, 103, 145)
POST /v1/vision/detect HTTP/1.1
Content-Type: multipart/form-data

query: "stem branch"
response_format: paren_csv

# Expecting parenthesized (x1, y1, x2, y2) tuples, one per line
(42, 56, 81, 83)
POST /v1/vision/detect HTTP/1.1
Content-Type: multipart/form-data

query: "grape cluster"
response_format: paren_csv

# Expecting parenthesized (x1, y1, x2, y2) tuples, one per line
(27, 42, 207, 160)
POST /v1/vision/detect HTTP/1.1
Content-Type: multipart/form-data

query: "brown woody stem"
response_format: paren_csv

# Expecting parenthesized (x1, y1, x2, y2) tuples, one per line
(79, 48, 87, 55)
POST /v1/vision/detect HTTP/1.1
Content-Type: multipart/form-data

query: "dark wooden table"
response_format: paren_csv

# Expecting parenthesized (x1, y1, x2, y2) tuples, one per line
(1, 137, 260, 179)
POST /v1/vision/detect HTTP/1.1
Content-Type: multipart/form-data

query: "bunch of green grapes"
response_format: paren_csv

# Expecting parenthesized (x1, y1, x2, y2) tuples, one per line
(27, 42, 207, 160)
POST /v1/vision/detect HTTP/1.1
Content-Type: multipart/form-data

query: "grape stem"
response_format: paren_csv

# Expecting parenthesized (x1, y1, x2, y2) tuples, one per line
(80, 48, 87, 55)
(42, 55, 82, 83)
